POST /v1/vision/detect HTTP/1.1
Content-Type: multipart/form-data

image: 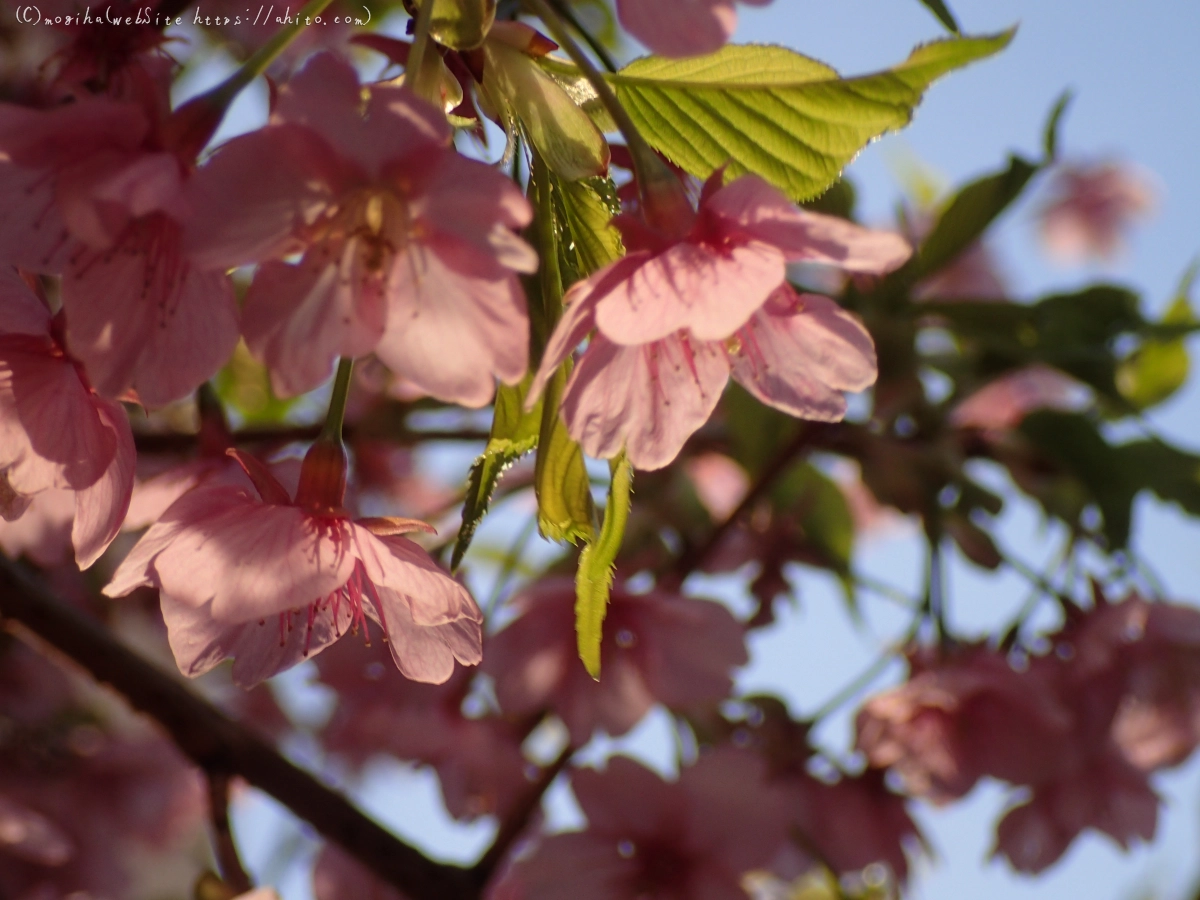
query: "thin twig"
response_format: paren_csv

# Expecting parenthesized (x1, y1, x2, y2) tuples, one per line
(664, 425, 820, 585)
(0, 558, 479, 900)
(473, 744, 574, 883)
(207, 773, 253, 894)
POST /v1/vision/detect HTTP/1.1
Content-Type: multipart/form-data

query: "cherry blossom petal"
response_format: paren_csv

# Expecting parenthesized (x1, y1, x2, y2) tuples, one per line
(616, 0, 737, 57)
(368, 584, 482, 683)
(561, 333, 729, 470)
(0, 168, 73, 274)
(71, 397, 135, 568)
(593, 238, 785, 345)
(527, 254, 642, 406)
(0, 489, 74, 566)
(353, 528, 481, 628)
(377, 237, 528, 407)
(0, 336, 115, 494)
(153, 502, 358, 622)
(243, 251, 387, 398)
(279, 55, 450, 179)
(729, 288, 877, 419)
(706, 175, 911, 272)
(160, 590, 354, 687)
(405, 149, 536, 270)
(104, 484, 250, 598)
(63, 227, 239, 406)
(183, 124, 336, 271)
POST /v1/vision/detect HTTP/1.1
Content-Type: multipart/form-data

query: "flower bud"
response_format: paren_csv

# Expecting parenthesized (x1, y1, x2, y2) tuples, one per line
(295, 439, 349, 512)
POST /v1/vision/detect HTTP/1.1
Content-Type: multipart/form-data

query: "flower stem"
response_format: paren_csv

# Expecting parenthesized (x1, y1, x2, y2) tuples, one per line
(522, 0, 690, 230)
(321, 357, 356, 443)
(210, 0, 337, 105)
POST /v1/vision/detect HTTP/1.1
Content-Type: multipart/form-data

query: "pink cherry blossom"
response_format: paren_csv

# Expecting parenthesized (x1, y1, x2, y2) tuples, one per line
(104, 444, 483, 687)
(0, 74, 239, 407)
(0, 268, 134, 568)
(512, 750, 790, 900)
(1038, 160, 1155, 263)
(529, 173, 903, 469)
(616, 0, 774, 58)
(185, 52, 536, 406)
(950, 364, 1090, 431)
(856, 645, 1073, 803)
(315, 641, 532, 820)
(485, 578, 746, 746)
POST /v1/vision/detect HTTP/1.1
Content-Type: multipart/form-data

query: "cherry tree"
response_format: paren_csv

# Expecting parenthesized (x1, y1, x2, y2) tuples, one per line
(0, 0, 1197, 898)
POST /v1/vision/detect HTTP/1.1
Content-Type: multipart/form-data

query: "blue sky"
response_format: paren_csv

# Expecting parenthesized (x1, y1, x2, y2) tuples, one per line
(212, 1, 1200, 897)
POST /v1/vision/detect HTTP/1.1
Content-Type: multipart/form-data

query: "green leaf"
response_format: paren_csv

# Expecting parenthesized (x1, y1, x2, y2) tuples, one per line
(1117, 267, 1197, 409)
(482, 40, 610, 180)
(1118, 440, 1200, 519)
(1042, 90, 1073, 161)
(924, 285, 1146, 400)
(1020, 411, 1135, 547)
(427, 0, 495, 50)
(592, 31, 1013, 201)
(774, 463, 854, 577)
(917, 0, 960, 33)
(212, 342, 299, 425)
(534, 364, 596, 543)
(914, 153, 1038, 281)
(451, 380, 542, 571)
(575, 454, 633, 678)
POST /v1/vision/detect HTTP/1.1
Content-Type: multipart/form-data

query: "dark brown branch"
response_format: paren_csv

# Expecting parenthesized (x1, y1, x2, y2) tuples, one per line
(0, 558, 478, 900)
(473, 744, 574, 884)
(208, 773, 253, 895)
(663, 424, 823, 585)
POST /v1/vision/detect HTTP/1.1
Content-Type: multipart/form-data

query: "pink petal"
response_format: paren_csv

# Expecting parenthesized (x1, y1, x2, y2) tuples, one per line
(561, 332, 730, 470)
(572, 756, 677, 836)
(160, 590, 354, 687)
(153, 501, 358, 622)
(729, 288, 877, 420)
(526, 255, 643, 408)
(0, 167, 73, 274)
(104, 484, 249, 598)
(0, 337, 115, 494)
(56, 151, 185, 249)
(593, 238, 785, 345)
(0, 267, 52, 335)
(278, 55, 450, 180)
(71, 396, 135, 569)
(183, 124, 335, 271)
(0, 488, 74, 566)
(369, 584, 482, 683)
(377, 237, 528, 408)
(63, 224, 240, 406)
(227, 448, 292, 506)
(352, 527, 481, 628)
(243, 250, 386, 398)
(706, 175, 912, 273)
(616, 0, 737, 57)
(404, 149, 536, 271)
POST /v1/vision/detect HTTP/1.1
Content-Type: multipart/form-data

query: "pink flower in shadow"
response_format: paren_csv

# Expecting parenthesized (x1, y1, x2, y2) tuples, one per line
(0, 267, 134, 568)
(104, 445, 482, 687)
(485, 578, 746, 746)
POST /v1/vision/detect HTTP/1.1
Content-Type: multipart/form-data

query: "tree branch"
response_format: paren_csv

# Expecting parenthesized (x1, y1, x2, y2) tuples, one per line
(0, 558, 479, 900)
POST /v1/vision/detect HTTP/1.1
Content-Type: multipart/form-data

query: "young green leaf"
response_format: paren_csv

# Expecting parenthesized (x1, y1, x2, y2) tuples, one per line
(452, 379, 543, 570)
(534, 363, 596, 544)
(575, 454, 633, 678)
(1117, 264, 1197, 410)
(547, 31, 1012, 201)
